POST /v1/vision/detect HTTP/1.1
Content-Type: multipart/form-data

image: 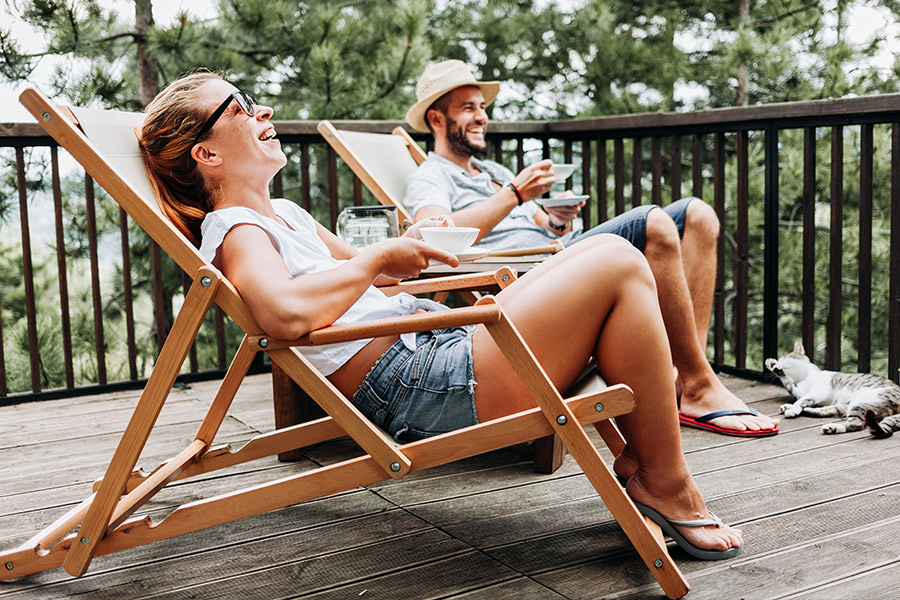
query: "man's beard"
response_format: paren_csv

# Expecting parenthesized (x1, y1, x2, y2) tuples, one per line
(445, 117, 486, 159)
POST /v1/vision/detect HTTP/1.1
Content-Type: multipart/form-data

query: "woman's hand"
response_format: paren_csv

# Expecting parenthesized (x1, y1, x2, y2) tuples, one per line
(404, 214, 455, 240)
(366, 236, 459, 281)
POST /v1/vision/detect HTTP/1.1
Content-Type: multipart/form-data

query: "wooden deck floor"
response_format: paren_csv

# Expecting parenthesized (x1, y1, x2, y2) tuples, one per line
(1, 372, 899, 599)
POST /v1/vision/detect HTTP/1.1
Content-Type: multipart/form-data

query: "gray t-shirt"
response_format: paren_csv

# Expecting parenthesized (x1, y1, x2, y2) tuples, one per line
(403, 153, 573, 251)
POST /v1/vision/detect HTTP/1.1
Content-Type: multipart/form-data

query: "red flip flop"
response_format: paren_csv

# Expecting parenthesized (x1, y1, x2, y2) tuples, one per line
(678, 408, 779, 437)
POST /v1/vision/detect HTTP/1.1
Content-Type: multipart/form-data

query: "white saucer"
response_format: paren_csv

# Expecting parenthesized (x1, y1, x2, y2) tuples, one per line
(456, 250, 491, 262)
(428, 250, 491, 266)
(536, 194, 589, 208)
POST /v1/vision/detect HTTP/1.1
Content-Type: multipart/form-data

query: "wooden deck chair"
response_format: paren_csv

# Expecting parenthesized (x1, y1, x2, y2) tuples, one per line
(317, 120, 568, 473)
(317, 120, 563, 259)
(1, 87, 689, 599)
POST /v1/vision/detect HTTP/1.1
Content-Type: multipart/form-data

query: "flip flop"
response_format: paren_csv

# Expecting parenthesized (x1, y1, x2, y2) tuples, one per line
(678, 407, 778, 438)
(633, 501, 744, 561)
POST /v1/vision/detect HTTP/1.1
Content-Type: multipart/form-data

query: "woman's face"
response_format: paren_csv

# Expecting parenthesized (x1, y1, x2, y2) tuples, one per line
(192, 78, 287, 185)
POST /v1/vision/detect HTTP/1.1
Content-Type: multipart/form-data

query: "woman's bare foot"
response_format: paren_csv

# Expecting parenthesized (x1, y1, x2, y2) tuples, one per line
(626, 466, 742, 554)
(613, 445, 639, 483)
(678, 370, 778, 434)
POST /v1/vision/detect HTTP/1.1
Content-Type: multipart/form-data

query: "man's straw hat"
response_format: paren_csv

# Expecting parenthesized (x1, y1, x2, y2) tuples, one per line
(406, 60, 500, 132)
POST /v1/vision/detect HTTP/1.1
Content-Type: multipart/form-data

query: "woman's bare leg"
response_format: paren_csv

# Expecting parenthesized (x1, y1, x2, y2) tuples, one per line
(471, 234, 741, 553)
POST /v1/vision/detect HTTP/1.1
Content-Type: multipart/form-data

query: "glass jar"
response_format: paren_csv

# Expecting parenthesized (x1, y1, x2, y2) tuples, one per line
(336, 205, 400, 249)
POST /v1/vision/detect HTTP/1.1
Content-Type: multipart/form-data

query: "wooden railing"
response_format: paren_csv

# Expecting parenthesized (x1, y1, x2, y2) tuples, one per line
(2, 93, 899, 403)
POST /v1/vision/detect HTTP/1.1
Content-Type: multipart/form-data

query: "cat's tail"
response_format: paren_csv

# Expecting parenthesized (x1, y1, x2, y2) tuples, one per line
(864, 410, 895, 438)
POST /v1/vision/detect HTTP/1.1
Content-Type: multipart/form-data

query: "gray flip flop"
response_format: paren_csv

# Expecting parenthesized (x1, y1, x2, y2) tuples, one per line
(633, 501, 743, 560)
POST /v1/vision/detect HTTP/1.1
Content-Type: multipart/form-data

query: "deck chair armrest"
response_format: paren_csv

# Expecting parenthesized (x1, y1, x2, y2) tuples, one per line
(249, 303, 502, 349)
(378, 267, 516, 296)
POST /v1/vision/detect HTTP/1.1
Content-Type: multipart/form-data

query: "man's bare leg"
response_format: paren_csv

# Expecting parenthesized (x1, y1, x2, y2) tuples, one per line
(643, 204, 778, 434)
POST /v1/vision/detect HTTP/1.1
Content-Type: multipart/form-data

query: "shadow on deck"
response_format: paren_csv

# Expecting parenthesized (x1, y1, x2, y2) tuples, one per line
(1, 372, 898, 599)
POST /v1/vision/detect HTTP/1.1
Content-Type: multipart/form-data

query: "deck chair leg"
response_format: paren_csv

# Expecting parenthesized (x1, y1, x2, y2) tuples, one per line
(61, 267, 221, 578)
(533, 433, 566, 473)
(482, 305, 690, 599)
(272, 361, 327, 462)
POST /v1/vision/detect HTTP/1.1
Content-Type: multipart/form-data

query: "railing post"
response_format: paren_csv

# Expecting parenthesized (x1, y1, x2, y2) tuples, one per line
(763, 123, 780, 367)
(827, 126, 844, 371)
(802, 127, 817, 362)
(858, 123, 873, 373)
(890, 123, 900, 384)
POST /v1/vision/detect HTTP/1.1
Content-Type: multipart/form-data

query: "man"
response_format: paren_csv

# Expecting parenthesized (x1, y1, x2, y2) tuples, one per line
(402, 59, 778, 437)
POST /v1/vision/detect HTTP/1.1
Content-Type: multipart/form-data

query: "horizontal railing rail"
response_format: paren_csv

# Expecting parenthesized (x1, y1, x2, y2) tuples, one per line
(1, 93, 898, 403)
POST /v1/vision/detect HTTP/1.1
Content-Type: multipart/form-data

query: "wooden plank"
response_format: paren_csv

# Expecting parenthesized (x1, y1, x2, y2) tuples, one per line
(295, 553, 522, 600)
(28, 514, 441, 598)
(488, 450, 900, 575)
(448, 578, 569, 599)
(629, 505, 900, 600)
(4, 364, 900, 598)
(781, 561, 900, 600)
(527, 480, 900, 600)
(0, 420, 261, 519)
(0, 491, 398, 590)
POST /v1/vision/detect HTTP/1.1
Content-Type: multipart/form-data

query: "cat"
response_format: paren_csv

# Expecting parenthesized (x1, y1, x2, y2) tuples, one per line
(764, 342, 900, 437)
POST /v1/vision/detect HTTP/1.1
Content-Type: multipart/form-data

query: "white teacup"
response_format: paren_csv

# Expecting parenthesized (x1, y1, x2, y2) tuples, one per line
(420, 226, 480, 254)
(551, 163, 577, 182)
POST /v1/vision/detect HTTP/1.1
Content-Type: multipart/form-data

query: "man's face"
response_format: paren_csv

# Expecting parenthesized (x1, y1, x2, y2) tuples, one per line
(437, 86, 488, 158)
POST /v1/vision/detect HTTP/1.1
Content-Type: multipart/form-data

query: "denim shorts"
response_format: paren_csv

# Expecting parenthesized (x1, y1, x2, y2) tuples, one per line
(352, 326, 478, 443)
(568, 197, 695, 252)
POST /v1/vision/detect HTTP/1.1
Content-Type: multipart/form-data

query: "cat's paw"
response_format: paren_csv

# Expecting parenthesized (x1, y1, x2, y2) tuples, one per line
(821, 422, 844, 434)
(764, 358, 781, 372)
(780, 403, 801, 418)
(865, 410, 894, 438)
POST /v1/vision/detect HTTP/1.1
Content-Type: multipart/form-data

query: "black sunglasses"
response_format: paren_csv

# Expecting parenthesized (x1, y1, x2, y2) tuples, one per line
(193, 90, 257, 144)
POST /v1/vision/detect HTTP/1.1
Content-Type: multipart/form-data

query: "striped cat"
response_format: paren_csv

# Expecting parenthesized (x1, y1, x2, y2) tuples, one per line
(765, 342, 900, 437)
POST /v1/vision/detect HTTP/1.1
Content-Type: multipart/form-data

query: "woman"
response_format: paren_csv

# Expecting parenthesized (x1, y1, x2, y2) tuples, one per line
(138, 73, 743, 560)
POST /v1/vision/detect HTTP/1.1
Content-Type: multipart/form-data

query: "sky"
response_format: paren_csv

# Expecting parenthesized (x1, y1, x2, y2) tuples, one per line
(1, 0, 897, 124)
(2, 0, 217, 122)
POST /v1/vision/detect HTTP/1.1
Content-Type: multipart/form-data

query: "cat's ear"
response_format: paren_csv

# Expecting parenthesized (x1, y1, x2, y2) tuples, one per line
(794, 341, 805, 355)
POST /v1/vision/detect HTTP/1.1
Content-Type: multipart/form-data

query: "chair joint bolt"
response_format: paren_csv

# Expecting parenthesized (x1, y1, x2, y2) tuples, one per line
(390, 462, 401, 472)
(200, 276, 212, 287)
(4, 562, 12, 570)
(80, 536, 89, 545)
(42, 112, 50, 121)
(654, 559, 663, 568)
(556, 415, 567, 425)
(258, 338, 269, 348)
(594, 403, 604, 412)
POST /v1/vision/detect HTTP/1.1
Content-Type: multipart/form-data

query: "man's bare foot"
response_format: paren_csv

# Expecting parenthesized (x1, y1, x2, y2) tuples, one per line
(626, 467, 743, 555)
(678, 370, 778, 434)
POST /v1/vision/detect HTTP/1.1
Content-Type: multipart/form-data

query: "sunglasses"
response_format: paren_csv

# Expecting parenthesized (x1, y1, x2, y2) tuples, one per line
(194, 90, 258, 144)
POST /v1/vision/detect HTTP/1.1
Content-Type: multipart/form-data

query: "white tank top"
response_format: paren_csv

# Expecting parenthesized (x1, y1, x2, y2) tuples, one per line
(198, 198, 442, 375)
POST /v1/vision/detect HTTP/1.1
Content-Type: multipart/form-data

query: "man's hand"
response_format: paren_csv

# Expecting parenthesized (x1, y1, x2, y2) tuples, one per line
(545, 201, 584, 225)
(541, 190, 585, 233)
(512, 159, 556, 202)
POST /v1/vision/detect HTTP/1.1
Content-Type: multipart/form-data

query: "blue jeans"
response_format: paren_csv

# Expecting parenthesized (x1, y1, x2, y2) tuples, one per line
(352, 326, 478, 443)
(568, 197, 695, 252)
